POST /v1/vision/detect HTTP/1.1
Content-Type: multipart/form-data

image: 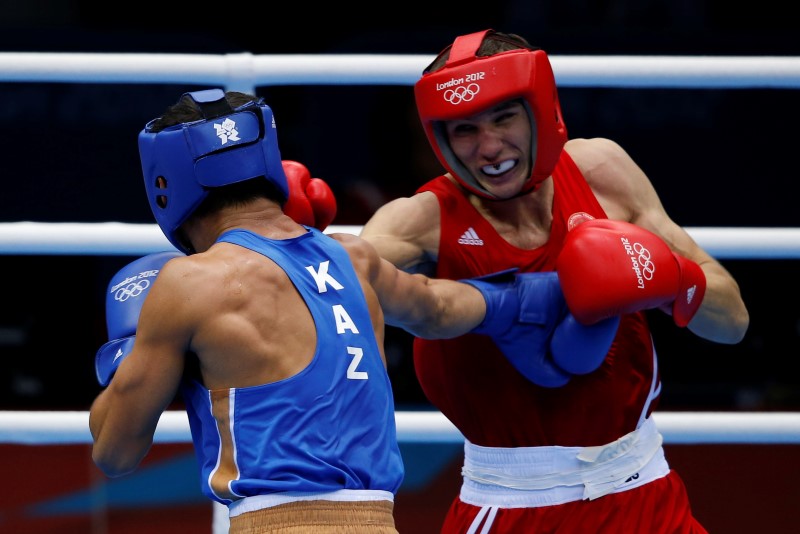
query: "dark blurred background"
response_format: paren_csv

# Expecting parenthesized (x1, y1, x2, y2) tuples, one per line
(0, 0, 798, 412)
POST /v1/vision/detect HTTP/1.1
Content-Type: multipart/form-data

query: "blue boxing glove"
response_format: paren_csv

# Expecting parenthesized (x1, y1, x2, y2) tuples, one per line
(550, 314, 620, 375)
(462, 270, 573, 388)
(463, 270, 621, 387)
(95, 251, 184, 386)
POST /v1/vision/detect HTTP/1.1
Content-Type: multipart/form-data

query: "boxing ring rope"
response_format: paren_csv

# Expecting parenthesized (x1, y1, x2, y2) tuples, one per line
(2, 410, 800, 445)
(1, 52, 800, 91)
(1, 52, 798, 531)
(1, 222, 799, 258)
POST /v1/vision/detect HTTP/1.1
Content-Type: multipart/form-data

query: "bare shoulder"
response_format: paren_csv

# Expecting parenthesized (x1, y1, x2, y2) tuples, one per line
(129, 252, 221, 349)
(564, 137, 630, 176)
(361, 191, 439, 237)
(328, 231, 362, 249)
(153, 247, 260, 307)
(146, 254, 217, 312)
(328, 232, 379, 271)
(564, 137, 631, 195)
(156, 251, 225, 287)
(360, 191, 440, 271)
(565, 137, 654, 220)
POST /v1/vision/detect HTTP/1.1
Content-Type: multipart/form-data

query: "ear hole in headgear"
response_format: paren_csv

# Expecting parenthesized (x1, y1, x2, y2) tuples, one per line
(155, 176, 168, 209)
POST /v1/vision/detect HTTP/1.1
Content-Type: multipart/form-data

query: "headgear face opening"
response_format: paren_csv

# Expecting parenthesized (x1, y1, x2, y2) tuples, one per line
(414, 29, 567, 199)
(138, 89, 288, 254)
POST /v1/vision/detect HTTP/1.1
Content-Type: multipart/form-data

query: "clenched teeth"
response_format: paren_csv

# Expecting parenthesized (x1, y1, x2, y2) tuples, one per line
(482, 160, 516, 176)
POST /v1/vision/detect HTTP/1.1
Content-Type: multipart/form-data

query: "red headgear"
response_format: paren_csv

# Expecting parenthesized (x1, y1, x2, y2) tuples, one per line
(414, 29, 567, 199)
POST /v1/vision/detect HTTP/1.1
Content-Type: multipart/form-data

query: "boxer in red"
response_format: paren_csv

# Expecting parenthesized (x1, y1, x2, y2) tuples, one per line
(361, 29, 749, 533)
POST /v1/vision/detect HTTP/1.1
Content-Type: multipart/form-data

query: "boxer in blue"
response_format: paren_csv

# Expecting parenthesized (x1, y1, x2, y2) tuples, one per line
(89, 89, 618, 533)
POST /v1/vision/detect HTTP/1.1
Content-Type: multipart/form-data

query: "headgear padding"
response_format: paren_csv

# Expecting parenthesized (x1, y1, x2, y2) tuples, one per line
(138, 89, 288, 254)
(415, 29, 567, 199)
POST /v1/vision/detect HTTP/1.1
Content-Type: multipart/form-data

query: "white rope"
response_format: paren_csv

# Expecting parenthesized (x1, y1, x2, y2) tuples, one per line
(1, 53, 799, 93)
(0, 222, 797, 259)
(2, 410, 799, 445)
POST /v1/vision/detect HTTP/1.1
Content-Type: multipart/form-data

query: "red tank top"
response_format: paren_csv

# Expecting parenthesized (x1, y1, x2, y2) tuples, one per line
(414, 151, 658, 447)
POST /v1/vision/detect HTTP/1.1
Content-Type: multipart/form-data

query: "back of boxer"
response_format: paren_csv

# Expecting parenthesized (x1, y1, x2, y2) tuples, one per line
(88, 88, 615, 533)
(360, 29, 749, 533)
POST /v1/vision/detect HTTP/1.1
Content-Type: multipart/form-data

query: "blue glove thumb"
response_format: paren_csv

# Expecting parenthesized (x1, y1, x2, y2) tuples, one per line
(462, 270, 573, 388)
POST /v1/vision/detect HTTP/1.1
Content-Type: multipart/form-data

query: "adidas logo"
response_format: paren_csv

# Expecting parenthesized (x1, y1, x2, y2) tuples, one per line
(686, 285, 696, 304)
(458, 227, 484, 246)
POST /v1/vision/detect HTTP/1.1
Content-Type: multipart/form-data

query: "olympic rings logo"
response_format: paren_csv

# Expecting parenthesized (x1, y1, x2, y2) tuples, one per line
(115, 279, 150, 302)
(633, 243, 656, 280)
(444, 84, 480, 105)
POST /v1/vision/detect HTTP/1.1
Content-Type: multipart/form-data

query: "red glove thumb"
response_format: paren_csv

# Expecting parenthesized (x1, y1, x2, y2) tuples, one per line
(282, 160, 337, 231)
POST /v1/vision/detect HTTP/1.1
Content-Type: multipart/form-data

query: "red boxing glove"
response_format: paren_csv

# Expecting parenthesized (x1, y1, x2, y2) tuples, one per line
(556, 219, 706, 327)
(282, 160, 337, 231)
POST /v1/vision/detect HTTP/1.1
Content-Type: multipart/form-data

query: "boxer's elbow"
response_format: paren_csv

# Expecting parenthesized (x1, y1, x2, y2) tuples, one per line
(689, 304, 749, 345)
(92, 439, 147, 478)
(92, 440, 146, 478)
(725, 306, 750, 344)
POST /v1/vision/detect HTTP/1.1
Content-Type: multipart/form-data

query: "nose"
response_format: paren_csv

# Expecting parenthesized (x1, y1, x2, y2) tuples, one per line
(476, 127, 504, 159)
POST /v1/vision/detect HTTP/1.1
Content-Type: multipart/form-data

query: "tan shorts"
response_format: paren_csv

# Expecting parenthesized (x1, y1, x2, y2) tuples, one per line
(228, 499, 397, 534)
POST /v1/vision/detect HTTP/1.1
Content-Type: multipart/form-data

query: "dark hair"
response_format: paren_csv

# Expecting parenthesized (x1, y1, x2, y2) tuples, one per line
(147, 91, 257, 132)
(424, 31, 537, 74)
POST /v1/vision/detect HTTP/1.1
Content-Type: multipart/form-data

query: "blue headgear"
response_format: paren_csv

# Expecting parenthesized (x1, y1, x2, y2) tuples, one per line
(138, 88, 288, 254)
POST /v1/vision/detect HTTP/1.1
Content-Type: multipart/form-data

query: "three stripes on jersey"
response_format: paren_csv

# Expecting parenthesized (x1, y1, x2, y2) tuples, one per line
(458, 227, 484, 246)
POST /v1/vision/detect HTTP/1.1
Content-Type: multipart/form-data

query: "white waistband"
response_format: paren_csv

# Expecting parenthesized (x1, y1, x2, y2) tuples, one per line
(228, 489, 395, 518)
(460, 417, 670, 508)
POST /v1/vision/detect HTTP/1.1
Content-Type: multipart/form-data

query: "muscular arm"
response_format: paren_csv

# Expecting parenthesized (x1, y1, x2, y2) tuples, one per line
(336, 233, 485, 339)
(567, 137, 749, 344)
(359, 191, 440, 274)
(89, 264, 190, 477)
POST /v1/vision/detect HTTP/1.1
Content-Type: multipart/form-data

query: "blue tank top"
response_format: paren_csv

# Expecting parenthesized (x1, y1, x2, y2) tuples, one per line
(180, 227, 404, 505)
